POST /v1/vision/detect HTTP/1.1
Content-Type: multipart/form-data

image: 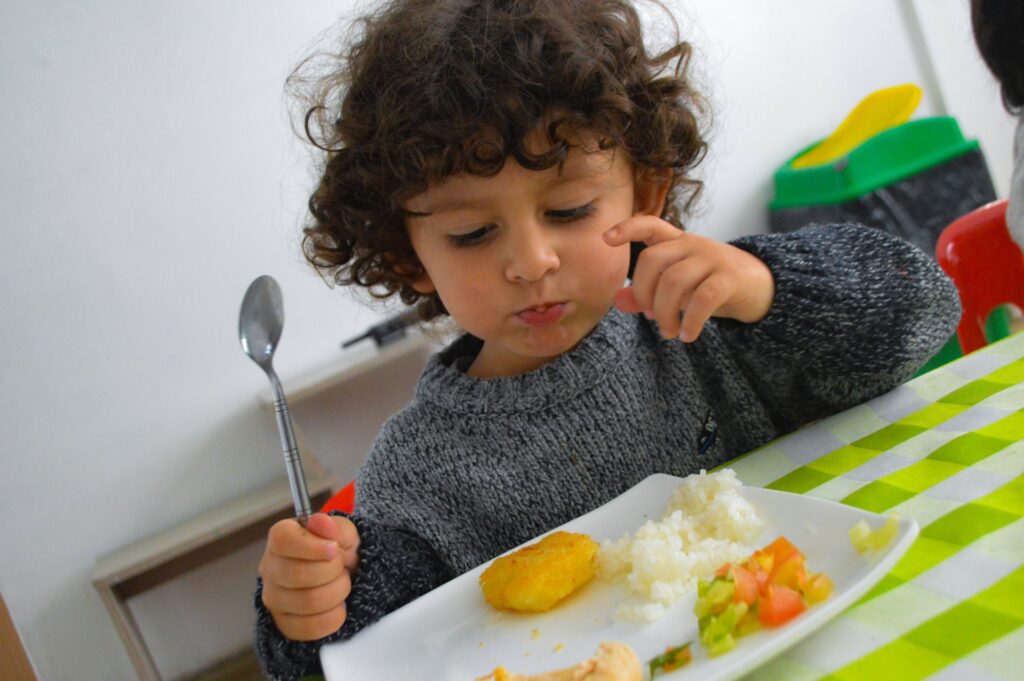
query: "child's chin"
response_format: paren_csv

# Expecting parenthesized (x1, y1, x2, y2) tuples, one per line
(519, 323, 591, 356)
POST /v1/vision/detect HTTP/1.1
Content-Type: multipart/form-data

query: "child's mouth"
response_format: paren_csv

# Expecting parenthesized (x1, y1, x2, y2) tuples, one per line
(517, 303, 568, 327)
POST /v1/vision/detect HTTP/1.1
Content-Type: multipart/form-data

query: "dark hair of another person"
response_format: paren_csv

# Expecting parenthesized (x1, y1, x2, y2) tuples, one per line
(290, 0, 708, 319)
(970, 0, 1024, 113)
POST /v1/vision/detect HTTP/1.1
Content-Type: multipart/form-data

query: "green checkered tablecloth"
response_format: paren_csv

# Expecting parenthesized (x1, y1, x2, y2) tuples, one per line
(729, 332, 1024, 681)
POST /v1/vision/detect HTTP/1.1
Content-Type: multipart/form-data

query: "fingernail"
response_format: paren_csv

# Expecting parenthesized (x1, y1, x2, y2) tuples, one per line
(605, 227, 618, 238)
(324, 541, 339, 558)
(679, 329, 692, 342)
(643, 310, 654, 320)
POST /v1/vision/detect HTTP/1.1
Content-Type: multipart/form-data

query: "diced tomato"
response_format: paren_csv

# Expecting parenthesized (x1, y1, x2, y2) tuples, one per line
(756, 570, 770, 597)
(758, 536, 802, 564)
(748, 552, 773, 575)
(758, 585, 806, 627)
(715, 562, 732, 578)
(729, 565, 759, 606)
(803, 572, 833, 604)
(769, 551, 807, 590)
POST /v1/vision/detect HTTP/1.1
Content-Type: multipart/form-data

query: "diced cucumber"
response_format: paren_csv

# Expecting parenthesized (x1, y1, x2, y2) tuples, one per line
(707, 632, 736, 656)
(850, 515, 900, 553)
(695, 578, 735, 618)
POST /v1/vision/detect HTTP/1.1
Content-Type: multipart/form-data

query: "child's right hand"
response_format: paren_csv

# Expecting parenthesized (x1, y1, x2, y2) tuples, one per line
(259, 513, 360, 641)
(605, 216, 775, 342)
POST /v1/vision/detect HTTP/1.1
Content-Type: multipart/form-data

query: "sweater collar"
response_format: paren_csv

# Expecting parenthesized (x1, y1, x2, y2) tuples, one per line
(414, 307, 636, 415)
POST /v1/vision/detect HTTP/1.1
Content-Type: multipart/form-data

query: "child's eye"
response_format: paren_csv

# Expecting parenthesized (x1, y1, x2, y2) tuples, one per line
(547, 202, 596, 222)
(448, 224, 495, 248)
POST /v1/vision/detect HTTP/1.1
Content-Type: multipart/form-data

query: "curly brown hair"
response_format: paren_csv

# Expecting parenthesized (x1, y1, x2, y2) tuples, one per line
(291, 0, 708, 319)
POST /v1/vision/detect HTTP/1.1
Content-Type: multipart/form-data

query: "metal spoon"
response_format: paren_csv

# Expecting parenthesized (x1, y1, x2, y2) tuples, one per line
(238, 275, 312, 527)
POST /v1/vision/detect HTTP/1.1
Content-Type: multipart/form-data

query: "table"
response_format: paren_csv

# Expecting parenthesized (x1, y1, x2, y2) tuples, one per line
(725, 332, 1024, 680)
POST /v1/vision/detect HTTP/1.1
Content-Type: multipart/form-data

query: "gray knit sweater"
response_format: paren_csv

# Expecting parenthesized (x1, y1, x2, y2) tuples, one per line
(254, 223, 960, 680)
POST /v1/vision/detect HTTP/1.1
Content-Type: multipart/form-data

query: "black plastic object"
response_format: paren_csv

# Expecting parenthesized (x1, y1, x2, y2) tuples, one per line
(341, 309, 420, 349)
(770, 148, 997, 256)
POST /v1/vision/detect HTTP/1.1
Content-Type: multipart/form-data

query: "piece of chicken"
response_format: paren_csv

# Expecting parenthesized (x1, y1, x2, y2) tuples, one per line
(476, 641, 642, 681)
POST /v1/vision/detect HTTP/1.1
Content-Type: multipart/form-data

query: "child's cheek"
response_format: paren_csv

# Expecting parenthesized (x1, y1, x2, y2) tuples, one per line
(598, 241, 632, 286)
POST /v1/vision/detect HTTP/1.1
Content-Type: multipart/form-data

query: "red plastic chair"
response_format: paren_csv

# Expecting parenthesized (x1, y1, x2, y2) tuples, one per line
(320, 480, 356, 515)
(935, 199, 1024, 354)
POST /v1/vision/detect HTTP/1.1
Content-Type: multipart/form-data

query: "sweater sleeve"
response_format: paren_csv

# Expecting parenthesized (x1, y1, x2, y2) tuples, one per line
(719, 222, 961, 431)
(252, 512, 453, 681)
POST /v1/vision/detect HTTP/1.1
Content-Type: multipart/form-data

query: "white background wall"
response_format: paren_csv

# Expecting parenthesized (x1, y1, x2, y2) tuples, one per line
(0, 1, 1015, 679)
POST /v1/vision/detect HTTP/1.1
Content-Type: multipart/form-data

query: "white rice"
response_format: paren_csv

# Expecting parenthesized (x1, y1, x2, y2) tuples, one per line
(598, 468, 763, 621)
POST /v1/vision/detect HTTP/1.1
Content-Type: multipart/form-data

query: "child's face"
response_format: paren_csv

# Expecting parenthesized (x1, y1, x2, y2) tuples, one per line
(404, 136, 666, 378)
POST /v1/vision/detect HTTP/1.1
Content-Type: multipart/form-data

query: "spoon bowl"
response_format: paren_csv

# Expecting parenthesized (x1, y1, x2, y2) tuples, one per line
(239, 275, 284, 372)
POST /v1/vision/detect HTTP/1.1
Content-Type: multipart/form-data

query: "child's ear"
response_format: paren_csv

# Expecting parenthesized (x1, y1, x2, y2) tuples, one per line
(410, 272, 435, 294)
(392, 256, 436, 294)
(633, 168, 671, 217)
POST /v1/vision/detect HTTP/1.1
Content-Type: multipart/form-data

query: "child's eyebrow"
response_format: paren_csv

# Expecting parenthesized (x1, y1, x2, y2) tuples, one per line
(420, 196, 486, 215)
(419, 166, 607, 216)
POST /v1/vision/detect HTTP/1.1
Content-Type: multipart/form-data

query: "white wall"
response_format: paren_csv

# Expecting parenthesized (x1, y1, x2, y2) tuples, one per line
(0, 2, 386, 679)
(0, 1, 1013, 680)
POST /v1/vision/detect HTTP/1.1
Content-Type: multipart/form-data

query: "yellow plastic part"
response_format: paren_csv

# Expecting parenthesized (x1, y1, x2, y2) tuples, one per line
(791, 84, 922, 169)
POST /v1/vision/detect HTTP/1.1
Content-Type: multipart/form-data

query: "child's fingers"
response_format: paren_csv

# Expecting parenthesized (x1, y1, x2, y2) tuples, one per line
(260, 552, 346, 589)
(603, 215, 683, 247)
(267, 518, 340, 561)
(679, 274, 735, 342)
(614, 287, 643, 313)
(627, 241, 691, 312)
(304, 513, 339, 540)
(331, 516, 361, 571)
(331, 516, 359, 551)
(264, 569, 353, 617)
(307, 514, 360, 570)
(650, 259, 714, 339)
(270, 602, 349, 642)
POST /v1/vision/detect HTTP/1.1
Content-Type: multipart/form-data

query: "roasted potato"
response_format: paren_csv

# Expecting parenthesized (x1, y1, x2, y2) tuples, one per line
(479, 531, 598, 612)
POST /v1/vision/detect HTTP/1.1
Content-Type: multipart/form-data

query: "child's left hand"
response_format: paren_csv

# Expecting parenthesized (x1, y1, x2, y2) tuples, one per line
(604, 216, 775, 342)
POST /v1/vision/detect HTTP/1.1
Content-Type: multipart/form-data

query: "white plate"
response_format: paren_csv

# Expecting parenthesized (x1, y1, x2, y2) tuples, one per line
(321, 473, 918, 680)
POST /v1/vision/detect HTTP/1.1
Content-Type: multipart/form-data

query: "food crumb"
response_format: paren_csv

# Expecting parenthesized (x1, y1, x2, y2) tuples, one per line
(531, 628, 541, 639)
(555, 643, 565, 652)
(478, 642, 484, 648)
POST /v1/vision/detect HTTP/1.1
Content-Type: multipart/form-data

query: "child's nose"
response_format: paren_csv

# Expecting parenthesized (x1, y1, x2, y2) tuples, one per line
(505, 225, 560, 283)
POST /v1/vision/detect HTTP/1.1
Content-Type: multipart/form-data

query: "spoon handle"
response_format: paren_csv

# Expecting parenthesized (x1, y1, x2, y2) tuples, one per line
(268, 370, 312, 526)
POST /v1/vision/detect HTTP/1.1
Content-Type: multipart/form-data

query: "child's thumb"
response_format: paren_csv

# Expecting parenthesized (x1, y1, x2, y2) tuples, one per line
(303, 513, 338, 541)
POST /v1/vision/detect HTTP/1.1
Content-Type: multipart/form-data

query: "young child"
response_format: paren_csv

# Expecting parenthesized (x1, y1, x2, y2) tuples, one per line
(255, 1, 960, 678)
